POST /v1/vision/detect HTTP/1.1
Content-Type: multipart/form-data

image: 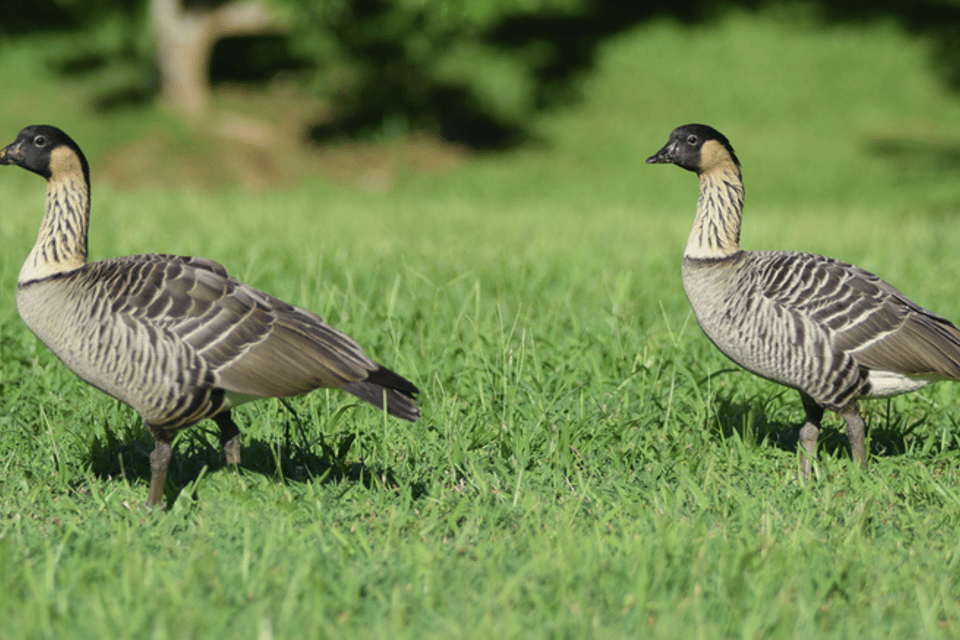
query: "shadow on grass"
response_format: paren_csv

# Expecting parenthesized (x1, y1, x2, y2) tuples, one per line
(87, 417, 426, 506)
(867, 136, 960, 188)
(706, 394, 954, 466)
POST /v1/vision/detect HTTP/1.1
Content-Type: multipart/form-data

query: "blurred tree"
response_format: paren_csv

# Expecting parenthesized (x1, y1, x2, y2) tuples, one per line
(151, 0, 287, 118)
(286, 0, 595, 148)
(2, 0, 156, 35)
(8, 0, 960, 149)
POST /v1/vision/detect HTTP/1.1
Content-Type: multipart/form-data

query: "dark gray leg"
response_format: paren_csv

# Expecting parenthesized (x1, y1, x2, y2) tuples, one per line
(840, 406, 867, 471)
(213, 411, 241, 466)
(147, 435, 173, 507)
(798, 392, 824, 479)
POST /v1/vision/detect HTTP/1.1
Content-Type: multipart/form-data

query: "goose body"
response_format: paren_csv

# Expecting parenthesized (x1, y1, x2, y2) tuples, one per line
(648, 124, 960, 476)
(2, 125, 419, 506)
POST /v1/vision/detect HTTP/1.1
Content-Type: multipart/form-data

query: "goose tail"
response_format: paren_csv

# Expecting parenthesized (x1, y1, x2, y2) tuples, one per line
(342, 365, 420, 421)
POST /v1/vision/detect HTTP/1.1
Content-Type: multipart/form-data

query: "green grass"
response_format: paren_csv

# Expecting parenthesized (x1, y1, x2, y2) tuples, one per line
(4, 7, 960, 638)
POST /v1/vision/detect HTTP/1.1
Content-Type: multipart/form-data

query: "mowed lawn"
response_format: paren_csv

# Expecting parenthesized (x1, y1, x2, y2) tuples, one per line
(3, 8, 960, 638)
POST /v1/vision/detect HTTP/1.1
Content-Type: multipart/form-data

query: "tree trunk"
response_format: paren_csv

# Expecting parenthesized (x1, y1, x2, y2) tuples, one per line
(150, 0, 282, 120)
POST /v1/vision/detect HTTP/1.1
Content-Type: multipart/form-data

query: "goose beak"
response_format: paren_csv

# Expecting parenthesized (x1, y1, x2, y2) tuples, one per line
(0, 140, 20, 165)
(646, 141, 677, 165)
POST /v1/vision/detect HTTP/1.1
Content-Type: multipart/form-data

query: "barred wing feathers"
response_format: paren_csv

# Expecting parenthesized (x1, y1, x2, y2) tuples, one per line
(46, 253, 419, 423)
(112, 254, 383, 392)
(755, 251, 960, 380)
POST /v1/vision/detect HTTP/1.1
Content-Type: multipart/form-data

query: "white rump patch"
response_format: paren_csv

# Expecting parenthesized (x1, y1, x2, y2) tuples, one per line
(865, 369, 937, 398)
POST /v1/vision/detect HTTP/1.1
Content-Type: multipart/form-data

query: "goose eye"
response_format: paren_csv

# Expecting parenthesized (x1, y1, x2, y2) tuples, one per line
(33, 135, 47, 147)
(686, 134, 698, 145)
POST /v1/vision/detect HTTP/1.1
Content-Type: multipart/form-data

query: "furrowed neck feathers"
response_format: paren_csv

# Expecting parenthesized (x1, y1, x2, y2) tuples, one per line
(685, 142, 744, 260)
(19, 146, 89, 283)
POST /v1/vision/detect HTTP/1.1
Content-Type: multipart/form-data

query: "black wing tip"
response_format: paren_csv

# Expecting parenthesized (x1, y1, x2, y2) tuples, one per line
(366, 364, 420, 398)
(342, 364, 421, 421)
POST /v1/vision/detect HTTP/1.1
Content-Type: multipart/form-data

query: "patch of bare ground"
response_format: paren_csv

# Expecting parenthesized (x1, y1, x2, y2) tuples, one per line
(100, 84, 472, 192)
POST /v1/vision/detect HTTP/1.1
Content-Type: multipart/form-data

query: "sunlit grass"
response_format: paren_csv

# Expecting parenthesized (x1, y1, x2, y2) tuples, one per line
(3, 6, 960, 638)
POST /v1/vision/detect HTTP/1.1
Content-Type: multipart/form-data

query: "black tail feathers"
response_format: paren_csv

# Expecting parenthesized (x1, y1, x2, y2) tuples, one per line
(342, 365, 420, 421)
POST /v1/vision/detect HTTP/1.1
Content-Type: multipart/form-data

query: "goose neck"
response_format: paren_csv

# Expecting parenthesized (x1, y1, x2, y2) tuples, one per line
(684, 166, 744, 260)
(19, 172, 89, 283)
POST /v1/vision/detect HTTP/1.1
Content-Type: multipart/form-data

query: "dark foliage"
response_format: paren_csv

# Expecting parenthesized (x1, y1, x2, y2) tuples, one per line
(209, 35, 314, 84)
(18, 0, 960, 149)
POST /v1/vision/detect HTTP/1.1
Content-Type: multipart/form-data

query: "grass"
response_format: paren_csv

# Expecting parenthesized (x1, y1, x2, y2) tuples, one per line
(4, 6, 960, 638)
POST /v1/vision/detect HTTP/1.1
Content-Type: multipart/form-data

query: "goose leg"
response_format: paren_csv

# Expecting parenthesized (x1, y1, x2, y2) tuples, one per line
(147, 434, 173, 507)
(213, 410, 241, 466)
(798, 392, 824, 479)
(840, 406, 867, 471)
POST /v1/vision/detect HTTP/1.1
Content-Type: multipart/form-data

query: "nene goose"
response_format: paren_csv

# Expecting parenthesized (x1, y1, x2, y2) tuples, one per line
(0, 124, 419, 506)
(647, 123, 960, 477)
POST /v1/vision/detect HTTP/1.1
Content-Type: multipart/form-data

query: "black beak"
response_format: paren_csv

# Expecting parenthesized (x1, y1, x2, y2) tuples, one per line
(0, 140, 21, 166)
(645, 141, 676, 165)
